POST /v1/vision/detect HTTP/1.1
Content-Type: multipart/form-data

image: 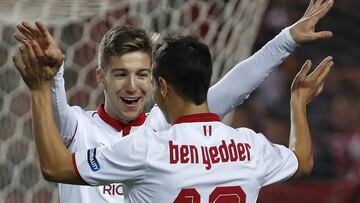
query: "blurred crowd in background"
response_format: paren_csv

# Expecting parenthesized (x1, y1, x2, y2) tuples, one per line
(229, 0, 360, 194)
(237, 1, 360, 201)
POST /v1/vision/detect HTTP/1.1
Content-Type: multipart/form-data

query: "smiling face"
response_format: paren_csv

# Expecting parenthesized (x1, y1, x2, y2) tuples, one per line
(98, 51, 152, 123)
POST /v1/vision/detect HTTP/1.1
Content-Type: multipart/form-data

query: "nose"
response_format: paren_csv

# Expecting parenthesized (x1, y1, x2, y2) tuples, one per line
(125, 75, 138, 93)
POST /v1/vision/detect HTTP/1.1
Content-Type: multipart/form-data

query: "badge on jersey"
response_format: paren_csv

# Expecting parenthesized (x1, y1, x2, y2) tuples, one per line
(87, 148, 100, 171)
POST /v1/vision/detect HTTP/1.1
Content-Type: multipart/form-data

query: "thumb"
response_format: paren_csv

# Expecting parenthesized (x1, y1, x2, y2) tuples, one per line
(311, 31, 333, 40)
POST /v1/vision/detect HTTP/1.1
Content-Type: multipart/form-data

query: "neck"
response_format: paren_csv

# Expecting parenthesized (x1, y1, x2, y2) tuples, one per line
(103, 103, 131, 124)
(166, 99, 210, 124)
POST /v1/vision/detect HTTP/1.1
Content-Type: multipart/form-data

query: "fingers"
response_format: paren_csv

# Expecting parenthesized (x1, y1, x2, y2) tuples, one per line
(35, 21, 51, 39)
(309, 56, 333, 80)
(12, 54, 26, 76)
(305, 0, 332, 19)
(31, 41, 47, 66)
(23, 40, 38, 67)
(16, 23, 35, 40)
(304, 0, 323, 17)
(304, 0, 315, 16)
(313, 0, 334, 20)
(315, 58, 334, 83)
(296, 60, 312, 81)
(19, 44, 31, 68)
(314, 0, 325, 8)
(14, 33, 28, 44)
(22, 21, 43, 38)
(14, 40, 49, 75)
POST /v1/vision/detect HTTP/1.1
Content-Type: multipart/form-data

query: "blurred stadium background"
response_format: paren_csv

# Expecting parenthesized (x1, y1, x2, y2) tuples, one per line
(0, 0, 359, 202)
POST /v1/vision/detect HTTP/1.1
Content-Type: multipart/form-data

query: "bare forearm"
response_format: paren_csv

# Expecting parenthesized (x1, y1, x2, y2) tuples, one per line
(31, 84, 81, 183)
(289, 99, 313, 176)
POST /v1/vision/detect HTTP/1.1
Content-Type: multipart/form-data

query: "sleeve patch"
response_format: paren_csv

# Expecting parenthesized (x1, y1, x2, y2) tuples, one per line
(87, 148, 101, 171)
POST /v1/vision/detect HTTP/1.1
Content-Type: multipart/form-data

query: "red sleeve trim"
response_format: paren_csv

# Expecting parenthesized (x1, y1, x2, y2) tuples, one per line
(285, 151, 300, 181)
(72, 153, 82, 180)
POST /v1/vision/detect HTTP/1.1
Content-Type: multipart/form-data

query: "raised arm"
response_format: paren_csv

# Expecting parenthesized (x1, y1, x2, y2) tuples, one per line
(12, 39, 83, 184)
(208, 0, 333, 118)
(289, 56, 333, 177)
(15, 21, 78, 146)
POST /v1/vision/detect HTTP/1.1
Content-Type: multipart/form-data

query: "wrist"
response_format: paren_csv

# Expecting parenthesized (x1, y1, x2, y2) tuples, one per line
(290, 97, 307, 109)
(286, 26, 300, 47)
(30, 82, 51, 94)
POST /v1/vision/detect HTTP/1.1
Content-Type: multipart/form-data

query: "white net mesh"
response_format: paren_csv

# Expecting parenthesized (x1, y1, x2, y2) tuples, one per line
(0, 0, 268, 202)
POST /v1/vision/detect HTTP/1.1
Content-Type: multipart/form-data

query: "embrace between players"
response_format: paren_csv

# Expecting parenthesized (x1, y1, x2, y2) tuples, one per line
(13, 0, 334, 202)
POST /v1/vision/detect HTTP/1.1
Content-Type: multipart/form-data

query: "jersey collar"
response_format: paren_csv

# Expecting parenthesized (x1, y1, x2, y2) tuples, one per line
(173, 113, 220, 125)
(97, 104, 146, 136)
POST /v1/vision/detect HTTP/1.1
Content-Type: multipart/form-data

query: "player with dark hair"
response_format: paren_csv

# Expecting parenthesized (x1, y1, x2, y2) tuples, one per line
(15, 32, 333, 202)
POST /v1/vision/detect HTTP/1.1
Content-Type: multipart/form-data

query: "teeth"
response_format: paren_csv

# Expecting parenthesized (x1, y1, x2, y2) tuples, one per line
(121, 97, 141, 105)
(123, 97, 139, 101)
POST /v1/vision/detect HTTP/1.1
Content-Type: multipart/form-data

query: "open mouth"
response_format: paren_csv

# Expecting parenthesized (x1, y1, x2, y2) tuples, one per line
(121, 97, 141, 105)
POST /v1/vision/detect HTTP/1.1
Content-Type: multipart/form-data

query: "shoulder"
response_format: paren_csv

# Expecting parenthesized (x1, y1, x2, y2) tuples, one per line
(127, 125, 158, 142)
(109, 126, 158, 157)
(234, 127, 271, 146)
(66, 105, 88, 115)
(144, 105, 171, 131)
(234, 127, 260, 138)
(69, 106, 98, 119)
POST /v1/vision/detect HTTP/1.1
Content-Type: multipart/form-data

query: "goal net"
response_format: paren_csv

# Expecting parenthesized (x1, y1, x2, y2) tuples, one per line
(0, 0, 268, 202)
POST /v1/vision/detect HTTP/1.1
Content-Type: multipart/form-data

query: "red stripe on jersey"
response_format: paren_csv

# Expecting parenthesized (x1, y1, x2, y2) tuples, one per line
(66, 121, 78, 148)
(173, 113, 220, 125)
(209, 125, 212, 136)
(203, 126, 207, 136)
(97, 104, 145, 134)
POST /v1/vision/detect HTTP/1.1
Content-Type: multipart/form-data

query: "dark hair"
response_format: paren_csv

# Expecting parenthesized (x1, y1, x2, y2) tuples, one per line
(152, 35, 212, 105)
(98, 25, 152, 71)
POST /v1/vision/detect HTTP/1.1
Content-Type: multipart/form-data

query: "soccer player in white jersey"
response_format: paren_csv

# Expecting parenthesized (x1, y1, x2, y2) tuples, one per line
(13, 0, 334, 202)
(15, 30, 333, 202)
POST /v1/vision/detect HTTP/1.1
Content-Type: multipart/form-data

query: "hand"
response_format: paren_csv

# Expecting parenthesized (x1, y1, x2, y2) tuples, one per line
(291, 56, 334, 105)
(15, 21, 64, 72)
(289, 0, 334, 44)
(12, 40, 58, 91)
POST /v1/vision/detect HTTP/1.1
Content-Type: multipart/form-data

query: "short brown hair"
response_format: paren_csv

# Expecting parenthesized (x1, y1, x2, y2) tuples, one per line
(98, 25, 152, 71)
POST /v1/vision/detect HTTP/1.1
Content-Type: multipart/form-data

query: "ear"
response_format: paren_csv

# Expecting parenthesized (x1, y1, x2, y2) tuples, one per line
(158, 77, 168, 99)
(96, 67, 105, 88)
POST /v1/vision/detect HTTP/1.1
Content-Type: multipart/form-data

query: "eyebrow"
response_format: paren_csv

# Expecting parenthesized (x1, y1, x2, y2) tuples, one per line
(138, 69, 151, 73)
(110, 68, 151, 74)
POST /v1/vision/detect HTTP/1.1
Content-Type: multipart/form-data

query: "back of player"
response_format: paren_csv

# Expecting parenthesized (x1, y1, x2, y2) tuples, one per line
(140, 114, 297, 202)
(74, 112, 297, 202)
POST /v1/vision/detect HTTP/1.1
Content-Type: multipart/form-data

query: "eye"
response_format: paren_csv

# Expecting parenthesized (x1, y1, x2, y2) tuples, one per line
(138, 72, 150, 78)
(114, 72, 127, 77)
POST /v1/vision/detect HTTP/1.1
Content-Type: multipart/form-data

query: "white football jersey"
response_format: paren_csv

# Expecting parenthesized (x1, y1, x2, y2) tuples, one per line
(52, 27, 298, 203)
(58, 104, 169, 203)
(74, 113, 298, 203)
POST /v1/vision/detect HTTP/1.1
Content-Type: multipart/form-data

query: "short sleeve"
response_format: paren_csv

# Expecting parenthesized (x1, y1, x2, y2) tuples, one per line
(235, 127, 299, 187)
(73, 127, 151, 186)
(256, 133, 298, 186)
